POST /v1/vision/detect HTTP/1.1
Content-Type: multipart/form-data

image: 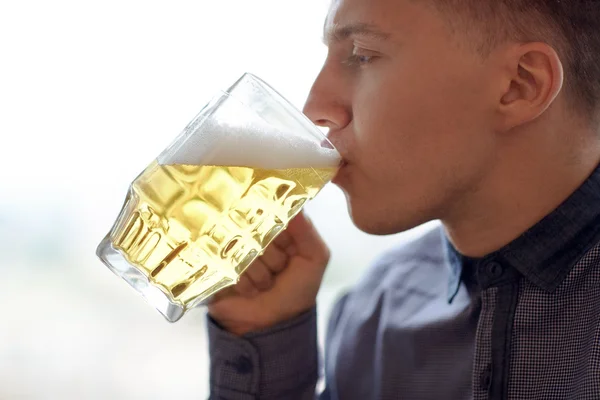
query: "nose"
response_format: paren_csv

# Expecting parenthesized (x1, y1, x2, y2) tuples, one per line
(302, 64, 352, 132)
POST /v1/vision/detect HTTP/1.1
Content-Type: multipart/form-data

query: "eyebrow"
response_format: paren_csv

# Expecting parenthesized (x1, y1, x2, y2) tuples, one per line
(322, 22, 391, 45)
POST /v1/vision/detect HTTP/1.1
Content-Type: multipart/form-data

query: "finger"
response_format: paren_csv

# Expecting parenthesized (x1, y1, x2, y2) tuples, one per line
(260, 244, 288, 274)
(285, 244, 298, 257)
(273, 231, 293, 250)
(272, 231, 297, 257)
(210, 286, 237, 303)
(244, 260, 275, 291)
(234, 274, 259, 298)
(285, 212, 329, 262)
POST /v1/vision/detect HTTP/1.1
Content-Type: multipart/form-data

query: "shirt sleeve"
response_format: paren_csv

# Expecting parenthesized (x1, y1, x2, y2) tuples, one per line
(207, 307, 320, 399)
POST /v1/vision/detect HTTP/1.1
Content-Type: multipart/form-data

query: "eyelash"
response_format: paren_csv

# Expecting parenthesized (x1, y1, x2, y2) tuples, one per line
(345, 54, 374, 66)
(344, 48, 377, 67)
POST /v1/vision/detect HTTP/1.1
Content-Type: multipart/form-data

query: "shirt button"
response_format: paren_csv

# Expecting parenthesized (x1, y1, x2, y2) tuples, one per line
(480, 364, 492, 391)
(233, 356, 253, 374)
(486, 262, 504, 279)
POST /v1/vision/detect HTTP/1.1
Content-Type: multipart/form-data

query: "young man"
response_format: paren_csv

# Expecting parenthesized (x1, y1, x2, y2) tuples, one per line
(207, 0, 600, 398)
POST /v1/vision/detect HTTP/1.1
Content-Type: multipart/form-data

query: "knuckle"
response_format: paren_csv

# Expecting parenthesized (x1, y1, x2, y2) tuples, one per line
(246, 266, 273, 290)
(316, 243, 331, 264)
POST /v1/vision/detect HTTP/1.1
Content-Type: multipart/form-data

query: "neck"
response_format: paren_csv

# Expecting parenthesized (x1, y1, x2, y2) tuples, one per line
(443, 121, 600, 258)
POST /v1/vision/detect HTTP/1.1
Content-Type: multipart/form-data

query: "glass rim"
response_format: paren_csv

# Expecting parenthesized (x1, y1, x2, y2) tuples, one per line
(227, 72, 338, 153)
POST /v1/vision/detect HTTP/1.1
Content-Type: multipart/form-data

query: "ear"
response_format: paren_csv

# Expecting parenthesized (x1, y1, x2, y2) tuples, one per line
(496, 42, 564, 131)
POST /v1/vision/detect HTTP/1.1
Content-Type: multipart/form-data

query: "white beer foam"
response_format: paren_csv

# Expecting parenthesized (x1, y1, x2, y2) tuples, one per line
(160, 120, 340, 169)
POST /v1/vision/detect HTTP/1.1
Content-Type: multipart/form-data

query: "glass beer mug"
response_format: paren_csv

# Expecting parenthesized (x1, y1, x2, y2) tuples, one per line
(96, 73, 340, 322)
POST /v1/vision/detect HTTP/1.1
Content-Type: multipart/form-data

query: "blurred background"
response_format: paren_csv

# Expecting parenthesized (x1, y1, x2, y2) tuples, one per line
(0, 0, 434, 398)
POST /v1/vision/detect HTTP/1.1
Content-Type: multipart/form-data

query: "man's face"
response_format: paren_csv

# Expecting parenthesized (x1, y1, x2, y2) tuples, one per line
(304, 0, 501, 234)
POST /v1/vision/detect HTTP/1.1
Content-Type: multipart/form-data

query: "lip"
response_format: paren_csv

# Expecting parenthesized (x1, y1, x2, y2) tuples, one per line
(332, 160, 350, 185)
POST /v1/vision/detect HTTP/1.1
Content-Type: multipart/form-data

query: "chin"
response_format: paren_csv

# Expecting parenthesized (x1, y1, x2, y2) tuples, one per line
(345, 195, 431, 236)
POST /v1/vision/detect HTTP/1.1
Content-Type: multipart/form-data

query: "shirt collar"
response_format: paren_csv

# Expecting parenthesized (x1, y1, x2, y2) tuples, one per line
(444, 162, 600, 303)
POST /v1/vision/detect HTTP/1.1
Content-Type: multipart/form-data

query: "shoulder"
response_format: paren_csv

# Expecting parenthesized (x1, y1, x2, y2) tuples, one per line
(325, 222, 450, 336)
(355, 222, 448, 293)
(329, 223, 449, 321)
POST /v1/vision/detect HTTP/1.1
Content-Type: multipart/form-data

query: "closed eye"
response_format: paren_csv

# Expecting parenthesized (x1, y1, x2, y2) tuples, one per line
(344, 54, 375, 66)
(343, 47, 379, 67)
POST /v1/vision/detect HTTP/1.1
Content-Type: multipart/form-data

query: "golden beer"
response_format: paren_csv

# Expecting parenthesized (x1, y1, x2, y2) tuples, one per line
(97, 73, 340, 321)
(104, 160, 336, 308)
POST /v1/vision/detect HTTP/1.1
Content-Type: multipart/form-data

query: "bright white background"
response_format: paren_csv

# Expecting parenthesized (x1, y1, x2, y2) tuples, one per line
(0, 1, 432, 398)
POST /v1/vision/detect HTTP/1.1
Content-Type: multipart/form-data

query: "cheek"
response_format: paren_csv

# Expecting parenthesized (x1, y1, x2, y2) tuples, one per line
(351, 78, 425, 178)
(351, 66, 491, 193)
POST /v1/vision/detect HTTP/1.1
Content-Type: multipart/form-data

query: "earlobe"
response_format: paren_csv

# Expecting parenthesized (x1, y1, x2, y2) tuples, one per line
(497, 43, 564, 131)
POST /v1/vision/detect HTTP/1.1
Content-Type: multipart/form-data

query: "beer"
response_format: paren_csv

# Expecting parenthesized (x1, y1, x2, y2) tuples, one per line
(102, 160, 337, 309)
(97, 73, 341, 321)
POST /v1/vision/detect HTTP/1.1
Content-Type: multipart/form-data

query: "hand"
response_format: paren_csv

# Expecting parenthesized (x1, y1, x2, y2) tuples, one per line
(208, 212, 330, 336)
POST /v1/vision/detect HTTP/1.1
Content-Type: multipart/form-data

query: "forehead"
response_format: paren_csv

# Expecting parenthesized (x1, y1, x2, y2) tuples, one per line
(325, 0, 420, 36)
